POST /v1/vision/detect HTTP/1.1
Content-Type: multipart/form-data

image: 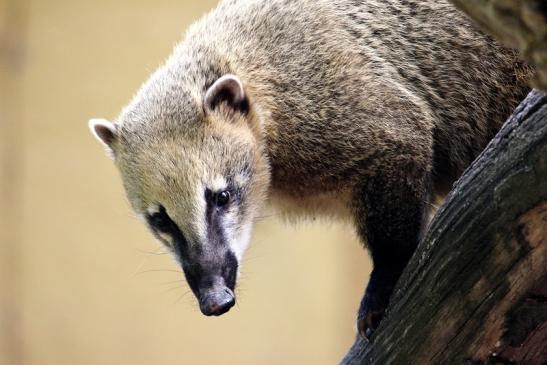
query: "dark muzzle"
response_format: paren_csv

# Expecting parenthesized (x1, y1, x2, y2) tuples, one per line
(199, 285, 236, 316)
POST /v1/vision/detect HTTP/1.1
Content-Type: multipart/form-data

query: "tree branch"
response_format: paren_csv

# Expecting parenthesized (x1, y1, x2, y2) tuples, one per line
(342, 90, 547, 364)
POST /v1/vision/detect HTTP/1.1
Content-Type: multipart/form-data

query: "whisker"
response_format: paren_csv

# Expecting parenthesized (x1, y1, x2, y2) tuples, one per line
(131, 245, 171, 277)
(254, 213, 278, 221)
(254, 217, 269, 222)
(136, 248, 169, 255)
(174, 290, 192, 305)
(162, 284, 185, 294)
(242, 255, 263, 263)
(134, 269, 183, 276)
(157, 279, 185, 287)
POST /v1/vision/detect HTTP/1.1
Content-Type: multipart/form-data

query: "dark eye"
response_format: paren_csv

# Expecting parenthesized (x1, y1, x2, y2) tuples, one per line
(149, 206, 172, 232)
(215, 191, 231, 207)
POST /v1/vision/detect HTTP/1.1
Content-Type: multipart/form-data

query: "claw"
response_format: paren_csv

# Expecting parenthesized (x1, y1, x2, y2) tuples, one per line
(358, 318, 371, 342)
(357, 308, 384, 342)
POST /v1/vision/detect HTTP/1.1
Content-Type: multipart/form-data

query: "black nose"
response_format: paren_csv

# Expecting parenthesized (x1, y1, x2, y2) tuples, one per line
(199, 287, 236, 316)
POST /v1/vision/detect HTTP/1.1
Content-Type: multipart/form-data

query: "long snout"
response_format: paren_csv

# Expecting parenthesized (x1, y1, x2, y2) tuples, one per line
(181, 250, 239, 316)
(199, 285, 236, 316)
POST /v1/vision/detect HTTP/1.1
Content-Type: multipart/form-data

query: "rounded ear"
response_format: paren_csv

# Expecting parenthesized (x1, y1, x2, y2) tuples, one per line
(88, 118, 118, 159)
(204, 74, 249, 114)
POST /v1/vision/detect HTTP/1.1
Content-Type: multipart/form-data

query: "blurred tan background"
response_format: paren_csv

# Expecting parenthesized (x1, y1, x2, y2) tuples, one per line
(0, 1, 371, 364)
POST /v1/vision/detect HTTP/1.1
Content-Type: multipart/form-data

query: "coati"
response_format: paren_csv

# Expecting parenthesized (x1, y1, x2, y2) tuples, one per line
(88, 0, 530, 339)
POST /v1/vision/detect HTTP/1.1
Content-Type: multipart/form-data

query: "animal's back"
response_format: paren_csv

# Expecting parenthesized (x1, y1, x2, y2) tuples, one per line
(336, 0, 529, 190)
(172, 0, 529, 196)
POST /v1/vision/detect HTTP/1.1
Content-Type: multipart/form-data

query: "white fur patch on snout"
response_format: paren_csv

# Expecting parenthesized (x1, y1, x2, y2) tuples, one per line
(228, 223, 252, 262)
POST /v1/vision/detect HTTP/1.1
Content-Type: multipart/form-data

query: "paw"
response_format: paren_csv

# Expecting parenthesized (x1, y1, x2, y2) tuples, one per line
(357, 275, 393, 341)
(357, 306, 385, 341)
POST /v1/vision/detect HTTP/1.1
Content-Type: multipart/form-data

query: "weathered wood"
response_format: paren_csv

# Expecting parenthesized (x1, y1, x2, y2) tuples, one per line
(449, 0, 547, 90)
(342, 90, 547, 364)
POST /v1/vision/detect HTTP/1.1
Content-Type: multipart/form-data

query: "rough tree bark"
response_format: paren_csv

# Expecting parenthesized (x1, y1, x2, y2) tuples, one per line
(341, 89, 547, 364)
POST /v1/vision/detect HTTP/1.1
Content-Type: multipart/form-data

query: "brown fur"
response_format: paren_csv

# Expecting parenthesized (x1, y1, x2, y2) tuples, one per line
(90, 0, 531, 337)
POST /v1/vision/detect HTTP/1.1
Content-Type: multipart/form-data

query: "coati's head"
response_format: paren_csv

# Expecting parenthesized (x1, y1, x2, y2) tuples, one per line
(89, 73, 270, 316)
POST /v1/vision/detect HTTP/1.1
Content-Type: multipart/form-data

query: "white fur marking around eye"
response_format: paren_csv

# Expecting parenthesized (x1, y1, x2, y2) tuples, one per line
(210, 176, 227, 192)
(136, 213, 147, 224)
(147, 205, 160, 215)
(157, 231, 174, 247)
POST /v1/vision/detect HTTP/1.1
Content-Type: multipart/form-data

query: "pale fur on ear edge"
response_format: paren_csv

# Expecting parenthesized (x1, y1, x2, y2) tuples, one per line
(88, 118, 118, 159)
(204, 74, 248, 113)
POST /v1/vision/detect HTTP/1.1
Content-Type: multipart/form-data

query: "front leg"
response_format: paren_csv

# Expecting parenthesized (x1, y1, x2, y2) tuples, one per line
(355, 171, 431, 340)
